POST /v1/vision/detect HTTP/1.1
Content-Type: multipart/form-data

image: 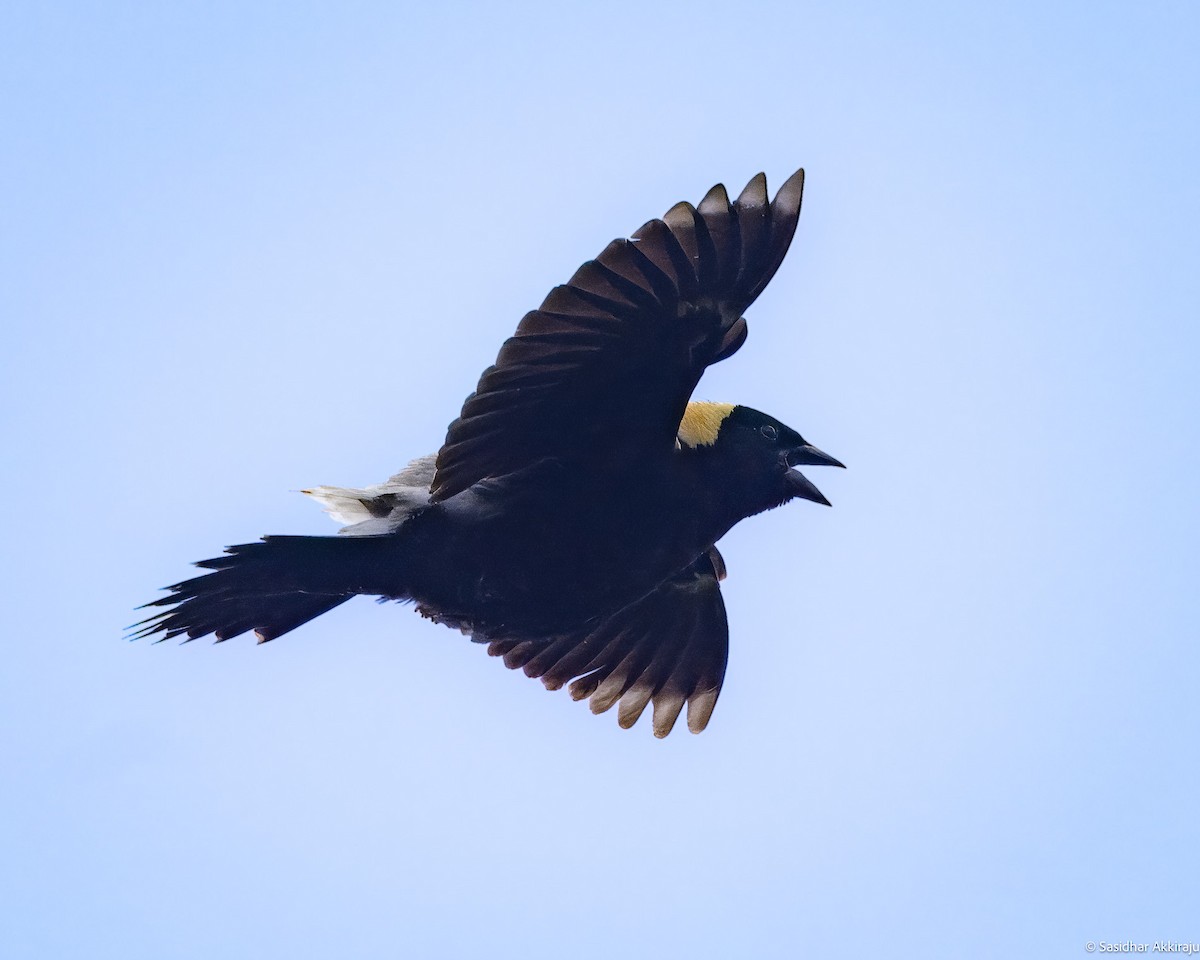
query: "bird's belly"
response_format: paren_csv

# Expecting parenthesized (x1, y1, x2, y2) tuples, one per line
(399, 488, 707, 637)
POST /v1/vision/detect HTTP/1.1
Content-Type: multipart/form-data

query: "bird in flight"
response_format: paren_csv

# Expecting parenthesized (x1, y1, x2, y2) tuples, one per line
(133, 168, 843, 737)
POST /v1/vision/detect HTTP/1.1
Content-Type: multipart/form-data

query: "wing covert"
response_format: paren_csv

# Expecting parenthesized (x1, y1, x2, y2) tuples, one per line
(430, 169, 806, 502)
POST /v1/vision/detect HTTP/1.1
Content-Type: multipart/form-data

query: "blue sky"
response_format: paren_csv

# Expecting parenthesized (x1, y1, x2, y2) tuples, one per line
(3, 2, 1198, 957)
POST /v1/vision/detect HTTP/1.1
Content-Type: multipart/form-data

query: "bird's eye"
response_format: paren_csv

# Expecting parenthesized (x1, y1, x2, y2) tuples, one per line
(760, 424, 778, 441)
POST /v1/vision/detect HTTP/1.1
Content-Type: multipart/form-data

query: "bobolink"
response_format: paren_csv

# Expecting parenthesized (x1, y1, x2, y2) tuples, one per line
(133, 168, 843, 737)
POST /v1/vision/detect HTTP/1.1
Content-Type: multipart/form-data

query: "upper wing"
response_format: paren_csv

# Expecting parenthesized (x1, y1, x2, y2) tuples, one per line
(430, 169, 806, 502)
(485, 548, 730, 737)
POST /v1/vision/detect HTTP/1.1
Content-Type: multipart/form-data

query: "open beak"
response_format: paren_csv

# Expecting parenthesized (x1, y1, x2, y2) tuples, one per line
(787, 444, 845, 469)
(784, 443, 845, 507)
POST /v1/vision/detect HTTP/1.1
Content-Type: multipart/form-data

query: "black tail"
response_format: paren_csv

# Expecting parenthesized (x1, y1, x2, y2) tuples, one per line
(131, 535, 403, 644)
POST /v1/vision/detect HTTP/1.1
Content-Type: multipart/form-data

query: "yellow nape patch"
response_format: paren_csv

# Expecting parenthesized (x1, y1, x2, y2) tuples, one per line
(677, 402, 736, 448)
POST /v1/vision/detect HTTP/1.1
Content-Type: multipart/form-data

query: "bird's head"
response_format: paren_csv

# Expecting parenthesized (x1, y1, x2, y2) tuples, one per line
(677, 402, 844, 513)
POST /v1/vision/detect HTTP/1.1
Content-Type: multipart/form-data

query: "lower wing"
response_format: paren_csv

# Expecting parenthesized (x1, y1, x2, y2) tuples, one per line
(485, 549, 730, 737)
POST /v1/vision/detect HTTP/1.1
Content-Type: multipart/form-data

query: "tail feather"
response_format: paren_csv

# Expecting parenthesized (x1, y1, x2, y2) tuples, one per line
(131, 535, 402, 644)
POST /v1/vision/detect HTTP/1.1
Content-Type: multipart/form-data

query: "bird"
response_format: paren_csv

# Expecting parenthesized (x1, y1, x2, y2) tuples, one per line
(132, 167, 843, 738)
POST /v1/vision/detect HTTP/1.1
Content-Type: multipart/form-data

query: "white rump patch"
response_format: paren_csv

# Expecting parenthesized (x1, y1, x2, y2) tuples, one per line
(301, 453, 437, 534)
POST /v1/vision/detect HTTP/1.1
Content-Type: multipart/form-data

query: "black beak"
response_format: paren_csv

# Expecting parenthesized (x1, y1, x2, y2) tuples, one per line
(783, 443, 844, 507)
(787, 444, 845, 469)
(785, 468, 831, 506)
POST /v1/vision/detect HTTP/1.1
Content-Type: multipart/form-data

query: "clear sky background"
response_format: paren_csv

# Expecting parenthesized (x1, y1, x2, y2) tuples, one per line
(3, 2, 1198, 958)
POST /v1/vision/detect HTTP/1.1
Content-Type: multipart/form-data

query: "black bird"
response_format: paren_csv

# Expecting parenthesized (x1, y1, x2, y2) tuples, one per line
(133, 168, 843, 737)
